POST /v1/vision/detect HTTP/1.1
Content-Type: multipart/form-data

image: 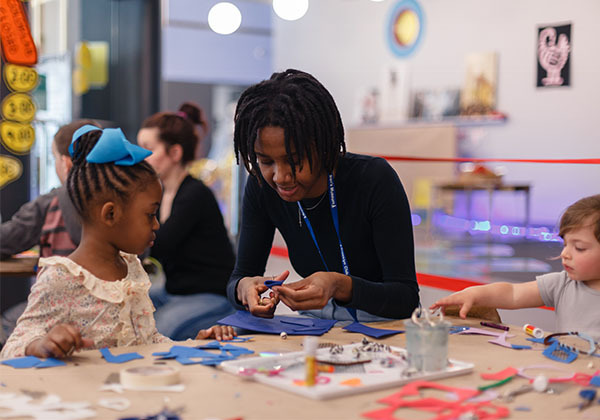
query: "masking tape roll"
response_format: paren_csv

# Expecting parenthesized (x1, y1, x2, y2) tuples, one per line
(120, 365, 181, 388)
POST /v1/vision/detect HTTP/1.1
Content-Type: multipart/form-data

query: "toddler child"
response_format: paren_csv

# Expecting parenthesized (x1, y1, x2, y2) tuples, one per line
(1, 125, 234, 359)
(431, 194, 600, 341)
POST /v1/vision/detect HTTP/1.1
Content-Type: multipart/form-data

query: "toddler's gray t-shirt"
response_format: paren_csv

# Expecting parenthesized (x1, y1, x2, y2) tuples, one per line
(537, 271, 600, 341)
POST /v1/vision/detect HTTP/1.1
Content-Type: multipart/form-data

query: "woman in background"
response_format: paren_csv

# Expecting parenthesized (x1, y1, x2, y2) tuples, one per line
(138, 102, 235, 340)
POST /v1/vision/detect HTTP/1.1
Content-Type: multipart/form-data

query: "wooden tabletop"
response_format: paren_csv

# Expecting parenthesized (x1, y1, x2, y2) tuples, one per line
(0, 317, 597, 419)
(0, 256, 38, 277)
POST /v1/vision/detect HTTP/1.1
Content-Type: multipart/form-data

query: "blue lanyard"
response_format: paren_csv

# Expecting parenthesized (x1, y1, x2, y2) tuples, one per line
(297, 174, 357, 321)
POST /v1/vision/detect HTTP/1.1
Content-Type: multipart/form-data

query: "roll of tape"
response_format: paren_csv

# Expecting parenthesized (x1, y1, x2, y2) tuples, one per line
(120, 366, 181, 388)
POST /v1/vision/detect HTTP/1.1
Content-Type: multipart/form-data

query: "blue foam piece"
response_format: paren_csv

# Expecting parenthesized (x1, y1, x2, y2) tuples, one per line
(218, 310, 335, 336)
(510, 344, 532, 350)
(100, 347, 143, 363)
(264, 279, 285, 288)
(0, 356, 42, 368)
(343, 321, 404, 338)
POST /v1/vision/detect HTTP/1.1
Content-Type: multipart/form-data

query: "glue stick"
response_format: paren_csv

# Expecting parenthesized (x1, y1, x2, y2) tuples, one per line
(523, 324, 544, 339)
(304, 337, 318, 386)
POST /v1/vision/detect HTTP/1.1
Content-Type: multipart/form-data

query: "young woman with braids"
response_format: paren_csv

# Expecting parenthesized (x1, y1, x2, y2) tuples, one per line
(228, 69, 419, 322)
(137, 103, 235, 340)
(1, 126, 234, 359)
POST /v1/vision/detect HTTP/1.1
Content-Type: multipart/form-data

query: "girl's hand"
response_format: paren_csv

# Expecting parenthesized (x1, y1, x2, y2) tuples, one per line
(237, 271, 288, 318)
(195, 325, 236, 341)
(25, 324, 94, 358)
(273, 272, 352, 311)
(429, 290, 476, 319)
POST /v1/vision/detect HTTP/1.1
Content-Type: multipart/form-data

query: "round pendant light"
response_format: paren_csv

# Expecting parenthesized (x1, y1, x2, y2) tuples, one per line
(208, 2, 242, 35)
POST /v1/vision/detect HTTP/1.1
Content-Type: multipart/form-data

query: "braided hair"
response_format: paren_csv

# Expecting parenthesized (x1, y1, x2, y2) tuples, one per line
(233, 69, 346, 178)
(66, 130, 157, 221)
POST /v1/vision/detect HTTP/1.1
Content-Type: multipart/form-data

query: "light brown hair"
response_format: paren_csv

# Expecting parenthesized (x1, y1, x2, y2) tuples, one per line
(559, 194, 600, 243)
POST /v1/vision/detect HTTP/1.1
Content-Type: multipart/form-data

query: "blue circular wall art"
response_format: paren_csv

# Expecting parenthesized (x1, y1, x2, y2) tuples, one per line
(386, 0, 425, 58)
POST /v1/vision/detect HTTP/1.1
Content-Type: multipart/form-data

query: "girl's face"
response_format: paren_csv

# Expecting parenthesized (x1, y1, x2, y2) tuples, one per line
(560, 221, 600, 286)
(112, 178, 162, 255)
(137, 127, 179, 179)
(254, 126, 327, 202)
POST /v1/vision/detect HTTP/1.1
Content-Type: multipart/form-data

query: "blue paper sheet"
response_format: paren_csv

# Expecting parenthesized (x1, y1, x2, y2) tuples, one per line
(100, 347, 143, 363)
(0, 356, 65, 369)
(343, 322, 404, 338)
(218, 310, 335, 336)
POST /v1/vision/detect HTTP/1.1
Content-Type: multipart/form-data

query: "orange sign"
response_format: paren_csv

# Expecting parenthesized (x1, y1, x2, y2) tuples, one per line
(0, 0, 38, 66)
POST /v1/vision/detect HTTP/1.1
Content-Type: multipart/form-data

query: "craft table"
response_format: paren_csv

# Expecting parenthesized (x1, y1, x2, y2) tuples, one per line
(0, 317, 598, 419)
(0, 257, 38, 277)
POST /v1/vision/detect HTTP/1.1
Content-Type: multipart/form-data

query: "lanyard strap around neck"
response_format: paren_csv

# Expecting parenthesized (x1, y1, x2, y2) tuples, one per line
(297, 174, 357, 321)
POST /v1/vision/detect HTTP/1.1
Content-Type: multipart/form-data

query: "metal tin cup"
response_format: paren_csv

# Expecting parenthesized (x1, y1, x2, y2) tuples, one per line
(404, 308, 451, 372)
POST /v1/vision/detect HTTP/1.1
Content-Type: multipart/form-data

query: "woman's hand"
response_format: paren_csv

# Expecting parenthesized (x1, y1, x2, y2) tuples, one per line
(25, 324, 94, 359)
(273, 272, 352, 311)
(196, 325, 236, 341)
(237, 271, 288, 318)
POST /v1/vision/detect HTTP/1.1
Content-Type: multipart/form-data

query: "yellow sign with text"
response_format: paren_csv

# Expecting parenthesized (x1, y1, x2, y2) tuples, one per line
(0, 120, 35, 154)
(1, 93, 36, 123)
(0, 154, 23, 189)
(3, 63, 38, 92)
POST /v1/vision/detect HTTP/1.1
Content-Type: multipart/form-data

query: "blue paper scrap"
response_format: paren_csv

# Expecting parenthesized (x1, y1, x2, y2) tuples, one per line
(100, 347, 143, 364)
(152, 343, 254, 366)
(590, 376, 600, 387)
(343, 322, 404, 338)
(0, 356, 65, 369)
(218, 310, 335, 336)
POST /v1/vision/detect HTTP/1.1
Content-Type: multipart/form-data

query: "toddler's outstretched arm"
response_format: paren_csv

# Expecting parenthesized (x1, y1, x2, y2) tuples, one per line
(195, 325, 236, 341)
(430, 281, 544, 319)
(26, 324, 94, 358)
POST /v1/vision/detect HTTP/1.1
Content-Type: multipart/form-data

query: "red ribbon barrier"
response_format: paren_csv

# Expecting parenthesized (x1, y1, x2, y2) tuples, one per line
(379, 156, 600, 164)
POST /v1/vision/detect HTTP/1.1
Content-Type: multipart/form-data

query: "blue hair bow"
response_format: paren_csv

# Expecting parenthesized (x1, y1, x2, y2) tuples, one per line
(69, 124, 151, 166)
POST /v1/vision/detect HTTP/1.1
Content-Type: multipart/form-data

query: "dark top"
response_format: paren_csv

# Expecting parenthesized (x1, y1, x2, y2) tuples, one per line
(227, 153, 419, 319)
(151, 175, 235, 296)
(1, 186, 81, 259)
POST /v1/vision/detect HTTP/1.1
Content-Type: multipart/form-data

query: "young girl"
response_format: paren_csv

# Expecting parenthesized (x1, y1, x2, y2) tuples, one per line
(137, 102, 235, 340)
(1, 125, 234, 359)
(431, 194, 600, 341)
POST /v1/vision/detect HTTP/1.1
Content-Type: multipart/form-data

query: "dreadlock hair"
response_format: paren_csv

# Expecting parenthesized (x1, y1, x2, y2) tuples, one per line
(66, 129, 158, 221)
(140, 102, 208, 165)
(559, 194, 600, 243)
(233, 69, 346, 179)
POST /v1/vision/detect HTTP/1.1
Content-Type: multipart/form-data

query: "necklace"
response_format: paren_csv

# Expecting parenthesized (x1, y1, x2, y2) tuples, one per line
(298, 192, 326, 227)
(304, 192, 327, 210)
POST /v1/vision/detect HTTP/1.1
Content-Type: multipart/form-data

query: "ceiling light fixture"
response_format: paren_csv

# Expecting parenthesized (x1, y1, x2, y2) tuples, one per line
(208, 2, 242, 35)
(272, 0, 309, 21)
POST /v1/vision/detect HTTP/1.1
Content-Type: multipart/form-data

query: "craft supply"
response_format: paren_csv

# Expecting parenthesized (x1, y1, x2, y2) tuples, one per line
(480, 321, 509, 331)
(67, 305, 110, 356)
(220, 342, 473, 400)
(404, 308, 450, 372)
(120, 365, 181, 388)
(280, 332, 288, 340)
(523, 324, 544, 339)
(304, 337, 318, 386)
(563, 389, 597, 410)
(532, 375, 549, 392)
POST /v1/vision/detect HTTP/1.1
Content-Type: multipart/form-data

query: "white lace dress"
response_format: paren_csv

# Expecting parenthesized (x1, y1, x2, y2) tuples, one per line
(1, 252, 171, 358)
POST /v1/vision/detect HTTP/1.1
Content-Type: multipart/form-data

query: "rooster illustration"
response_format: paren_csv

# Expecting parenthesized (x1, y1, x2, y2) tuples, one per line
(538, 27, 570, 86)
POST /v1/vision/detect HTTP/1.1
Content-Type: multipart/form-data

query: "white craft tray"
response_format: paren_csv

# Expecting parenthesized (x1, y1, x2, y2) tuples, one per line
(220, 343, 474, 400)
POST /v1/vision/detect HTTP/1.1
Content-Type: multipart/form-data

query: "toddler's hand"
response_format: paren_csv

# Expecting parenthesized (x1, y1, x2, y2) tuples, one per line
(195, 325, 236, 341)
(26, 324, 94, 358)
(430, 290, 475, 319)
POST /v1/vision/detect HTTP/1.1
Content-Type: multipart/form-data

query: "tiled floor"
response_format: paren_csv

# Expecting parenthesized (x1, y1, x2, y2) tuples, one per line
(266, 227, 562, 332)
